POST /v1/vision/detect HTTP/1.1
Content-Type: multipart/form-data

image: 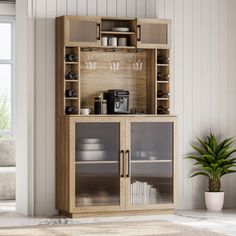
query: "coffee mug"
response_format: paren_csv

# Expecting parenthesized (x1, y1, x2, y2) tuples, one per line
(80, 108, 91, 115)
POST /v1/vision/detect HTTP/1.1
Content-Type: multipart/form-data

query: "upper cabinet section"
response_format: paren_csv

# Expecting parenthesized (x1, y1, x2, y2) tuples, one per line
(65, 16, 101, 47)
(58, 16, 171, 49)
(137, 19, 171, 49)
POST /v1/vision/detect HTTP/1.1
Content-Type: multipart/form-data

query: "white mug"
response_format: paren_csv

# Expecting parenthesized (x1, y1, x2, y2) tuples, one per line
(80, 108, 90, 115)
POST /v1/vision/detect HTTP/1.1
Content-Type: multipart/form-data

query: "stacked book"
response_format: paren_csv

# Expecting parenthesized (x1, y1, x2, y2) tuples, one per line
(131, 181, 162, 205)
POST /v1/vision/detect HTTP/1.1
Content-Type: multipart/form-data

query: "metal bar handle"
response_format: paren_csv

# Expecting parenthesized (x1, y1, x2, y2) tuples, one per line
(120, 150, 125, 177)
(126, 150, 130, 177)
(137, 25, 141, 41)
(97, 23, 101, 40)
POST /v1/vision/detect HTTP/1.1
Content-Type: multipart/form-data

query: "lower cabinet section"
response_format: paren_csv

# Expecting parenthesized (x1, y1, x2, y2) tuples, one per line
(56, 115, 177, 217)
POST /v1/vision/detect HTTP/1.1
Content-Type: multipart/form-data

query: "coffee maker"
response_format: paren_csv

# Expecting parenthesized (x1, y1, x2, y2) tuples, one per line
(107, 90, 130, 114)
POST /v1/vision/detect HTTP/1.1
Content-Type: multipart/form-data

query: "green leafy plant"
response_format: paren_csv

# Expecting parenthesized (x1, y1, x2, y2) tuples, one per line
(187, 133, 236, 192)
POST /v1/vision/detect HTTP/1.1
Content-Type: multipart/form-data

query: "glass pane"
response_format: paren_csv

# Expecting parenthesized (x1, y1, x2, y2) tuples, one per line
(141, 24, 167, 44)
(131, 163, 173, 205)
(0, 23, 11, 60)
(131, 122, 173, 161)
(69, 20, 97, 42)
(75, 163, 120, 206)
(75, 122, 120, 206)
(130, 122, 173, 205)
(0, 99, 11, 131)
(0, 64, 11, 132)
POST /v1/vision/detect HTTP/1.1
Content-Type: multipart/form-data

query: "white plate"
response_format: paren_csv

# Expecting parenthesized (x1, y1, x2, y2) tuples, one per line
(80, 138, 100, 144)
(77, 143, 105, 151)
(112, 27, 129, 32)
(76, 150, 105, 161)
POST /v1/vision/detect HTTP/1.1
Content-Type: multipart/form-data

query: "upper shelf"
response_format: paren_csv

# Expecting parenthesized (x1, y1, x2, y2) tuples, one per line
(101, 31, 136, 35)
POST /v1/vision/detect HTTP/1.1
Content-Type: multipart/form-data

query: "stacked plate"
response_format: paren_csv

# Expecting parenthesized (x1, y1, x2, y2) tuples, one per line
(76, 138, 105, 161)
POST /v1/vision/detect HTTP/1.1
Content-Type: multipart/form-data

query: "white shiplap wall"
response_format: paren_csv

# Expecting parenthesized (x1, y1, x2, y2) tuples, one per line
(33, 0, 236, 215)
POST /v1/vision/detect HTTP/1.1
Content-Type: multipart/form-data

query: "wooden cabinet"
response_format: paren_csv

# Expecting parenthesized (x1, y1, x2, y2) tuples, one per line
(137, 19, 171, 49)
(56, 15, 176, 217)
(64, 16, 101, 47)
(56, 116, 177, 217)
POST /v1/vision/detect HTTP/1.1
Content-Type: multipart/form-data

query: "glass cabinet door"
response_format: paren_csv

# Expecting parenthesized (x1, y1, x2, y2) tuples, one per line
(65, 17, 101, 46)
(137, 19, 170, 48)
(74, 122, 122, 208)
(128, 121, 174, 206)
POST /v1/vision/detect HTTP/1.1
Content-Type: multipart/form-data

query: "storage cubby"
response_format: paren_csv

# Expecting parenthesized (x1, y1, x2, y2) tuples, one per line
(156, 49, 170, 115)
(64, 46, 80, 114)
(101, 18, 137, 48)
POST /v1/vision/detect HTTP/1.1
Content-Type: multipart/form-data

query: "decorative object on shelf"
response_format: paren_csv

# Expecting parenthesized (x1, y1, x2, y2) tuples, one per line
(108, 37, 118, 46)
(187, 133, 236, 211)
(65, 89, 77, 98)
(65, 53, 78, 62)
(94, 96, 102, 114)
(80, 108, 91, 115)
(118, 37, 127, 46)
(112, 27, 130, 32)
(101, 37, 108, 46)
(65, 71, 78, 80)
(131, 181, 162, 205)
(65, 106, 77, 115)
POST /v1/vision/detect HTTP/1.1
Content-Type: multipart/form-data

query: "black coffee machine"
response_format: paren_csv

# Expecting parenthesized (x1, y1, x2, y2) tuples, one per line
(107, 90, 130, 114)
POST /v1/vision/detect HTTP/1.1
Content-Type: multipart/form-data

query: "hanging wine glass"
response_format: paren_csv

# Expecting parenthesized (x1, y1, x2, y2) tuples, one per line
(85, 50, 96, 70)
(132, 50, 143, 71)
(109, 51, 120, 71)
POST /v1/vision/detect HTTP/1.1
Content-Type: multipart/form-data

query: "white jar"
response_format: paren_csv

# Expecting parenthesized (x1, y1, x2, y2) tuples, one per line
(101, 37, 108, 46)
(109, 37, 117, 46)
(118, 37, 127, 46)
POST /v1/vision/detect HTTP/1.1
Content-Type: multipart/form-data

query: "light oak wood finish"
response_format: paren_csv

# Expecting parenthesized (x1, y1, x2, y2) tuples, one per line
(56, 15, 174, 217)
(56, 115, 177, 216)
(80, 48, 149, 114)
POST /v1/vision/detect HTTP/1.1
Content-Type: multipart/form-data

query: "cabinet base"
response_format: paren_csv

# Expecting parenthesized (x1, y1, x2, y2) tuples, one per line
(59, 209, 174, 218)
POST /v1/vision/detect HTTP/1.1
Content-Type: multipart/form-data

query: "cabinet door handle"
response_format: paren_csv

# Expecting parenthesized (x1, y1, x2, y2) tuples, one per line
(97, 23, 101, 40)
(137, 25, 141, 41)
(120, 150, 125, 177)
(126, 150, 130, 177)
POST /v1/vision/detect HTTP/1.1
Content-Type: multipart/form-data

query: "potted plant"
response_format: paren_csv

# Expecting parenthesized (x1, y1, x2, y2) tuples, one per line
(187, 133, 236, 211)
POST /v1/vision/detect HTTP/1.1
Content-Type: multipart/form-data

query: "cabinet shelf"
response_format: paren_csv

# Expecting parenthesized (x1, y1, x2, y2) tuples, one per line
(157, 81, 169, 84)
(100, 46, 136, 49)
(101, 31, 136, 35)
(65, 79, 79, 82)
(131, 160, 172, 163)
(75, 161, 118, 164)
(65, 62, 79, 65)
(157, 98, 169, 101)
(65, 97, 78, 100)
(157, 64, 169, 66)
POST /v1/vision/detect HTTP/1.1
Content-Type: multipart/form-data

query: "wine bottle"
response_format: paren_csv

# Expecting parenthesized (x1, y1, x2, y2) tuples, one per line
(65, 106, 77, 114)
(157, 73, 169, 81)
(65, 54, 78, 62)
(157, 56, 170, 64)
(65, 71, 78, 80)
(157, 90, 169, 98)
(65, 89, 77, 97)
(157, 105, 169, 114)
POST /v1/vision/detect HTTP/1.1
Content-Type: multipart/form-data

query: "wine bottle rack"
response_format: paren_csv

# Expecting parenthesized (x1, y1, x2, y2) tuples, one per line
(64, 46, 80, 115)
(156, 49, 170, 115)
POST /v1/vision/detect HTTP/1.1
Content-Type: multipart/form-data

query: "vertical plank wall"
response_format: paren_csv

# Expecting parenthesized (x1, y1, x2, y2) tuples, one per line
(34, 0, 236, 215)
